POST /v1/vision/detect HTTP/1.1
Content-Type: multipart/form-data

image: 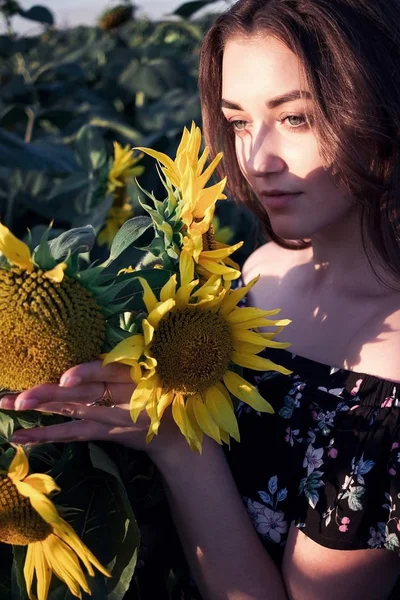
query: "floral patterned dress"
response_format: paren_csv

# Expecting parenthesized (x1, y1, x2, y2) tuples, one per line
(226, 345, 400, 581)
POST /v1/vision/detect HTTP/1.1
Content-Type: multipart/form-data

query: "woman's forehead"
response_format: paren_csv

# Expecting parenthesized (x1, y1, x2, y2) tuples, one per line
(222, 37, 308, 101)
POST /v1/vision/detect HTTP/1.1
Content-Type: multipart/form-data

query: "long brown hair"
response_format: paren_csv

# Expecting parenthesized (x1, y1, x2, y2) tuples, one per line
(199, 0, 400, 280)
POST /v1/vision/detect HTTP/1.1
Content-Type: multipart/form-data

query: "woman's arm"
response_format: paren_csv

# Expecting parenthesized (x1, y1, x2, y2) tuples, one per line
(154, 435, 288, 600)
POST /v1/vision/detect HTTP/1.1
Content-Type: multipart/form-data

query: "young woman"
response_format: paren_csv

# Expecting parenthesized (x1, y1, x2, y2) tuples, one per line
(6, 0, 400, 598)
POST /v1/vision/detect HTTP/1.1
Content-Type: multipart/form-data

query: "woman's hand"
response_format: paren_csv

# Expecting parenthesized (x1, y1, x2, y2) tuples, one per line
(0, 360, 189, 467)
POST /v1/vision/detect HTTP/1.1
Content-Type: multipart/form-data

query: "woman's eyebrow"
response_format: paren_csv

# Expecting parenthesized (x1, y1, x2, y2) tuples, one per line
(221, 90, 312, 110)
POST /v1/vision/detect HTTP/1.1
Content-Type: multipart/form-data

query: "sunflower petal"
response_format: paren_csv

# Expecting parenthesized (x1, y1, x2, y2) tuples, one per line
(199, 257, 240, 278)
(44, 534, 90, 597)
(103, 334, 144, 366)
(34, 542, 52, 600)
(24, 474, 61, 496)
(232, 351, 293, 374)
(205, 386, 240, 442)
(23, 544, 35, 600)
(172, 394, 201, 452)
(43, 262, 67, 283)
(223, 371, 275, 413)
(8, 446, 29, 481)
(147, 298, 175, 328)
(200, 240, 243, 260)
(220, 276, 260, 316)
(160, 274, 177, 302)
(192, 393, 222, 444)
(138, 277, 159, 313)
(0, 223, 33, 271)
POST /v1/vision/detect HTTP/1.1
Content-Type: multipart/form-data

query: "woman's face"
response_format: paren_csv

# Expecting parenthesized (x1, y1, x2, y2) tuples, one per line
(221, 36, 355, 240)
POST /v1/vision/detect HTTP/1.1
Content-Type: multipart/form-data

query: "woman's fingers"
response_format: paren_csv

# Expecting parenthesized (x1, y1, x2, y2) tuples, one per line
(28, 401, 132, 427)
(11, 420, 114, 445)
(59, 360, 133, 387)
(0, 382, 134, 411)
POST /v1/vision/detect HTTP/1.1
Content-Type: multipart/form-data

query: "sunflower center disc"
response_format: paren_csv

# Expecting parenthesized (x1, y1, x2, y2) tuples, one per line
(0, 267, 106, 390)
(0, 475, 52, 545)
(151, 307, 233, 394)
(201, 224, 217, 252)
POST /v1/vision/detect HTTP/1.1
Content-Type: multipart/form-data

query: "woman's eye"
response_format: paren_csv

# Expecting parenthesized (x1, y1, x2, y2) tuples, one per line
(230, 120, 247, 131)
(280, 114, 311, 130)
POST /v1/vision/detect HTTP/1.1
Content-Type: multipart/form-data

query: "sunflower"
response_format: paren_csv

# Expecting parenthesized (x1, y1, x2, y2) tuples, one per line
(98, 142, 144, 248)
(135, 123, 242, 281)
(0, 223, 133, 391)
(0, 446, 110, 600)
(135, 122, 226, 234)
(103, 273, 291, 451)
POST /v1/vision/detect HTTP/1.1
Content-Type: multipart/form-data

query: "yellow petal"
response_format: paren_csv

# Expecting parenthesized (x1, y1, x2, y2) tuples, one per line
(160, 274, 177, 302)
(220, 276, 260, 316)
(185, 396, 204, 449)
(231, 351, 292, 374)
(192, 393, 222, 444)
(179, 248, 195, 288)
(44, 534, 90, 597)
(200, 240, 243, 260)
(225, 306, 281, 324)
(8, 446, 29, 481)
(33, 543, 52, 600)
(15, 480, 60, 524)
(43, 262, 67, 283)
(147, 298, 175, 328)
(198, 257, 240, 278)
(51, 520, 110, 579)
(172, 394, 201, 452)
(175, 279, 198, 309)
(157, 390, 174, 419)
(134, 147, 179, 184)
(0, 223, 33, 270)
(23, 544, 35, 600)
(142, 319, 154, 346)
(223, 371, 275, 413)
(102, 335, 144, 366)
(24, 473, 60, 496)
(138, 277, 159, 313)
(204, 385, 240, 442)
(130, 363, 142, 384)
(232, 317, 290, 330)
(193, 177, 227, 218)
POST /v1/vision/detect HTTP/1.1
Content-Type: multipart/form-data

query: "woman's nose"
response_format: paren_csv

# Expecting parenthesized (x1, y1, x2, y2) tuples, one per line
(245, 134, 287, 177)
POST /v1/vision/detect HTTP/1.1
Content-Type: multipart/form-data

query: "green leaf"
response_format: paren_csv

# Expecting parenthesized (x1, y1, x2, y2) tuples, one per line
(19, 5, 54, 24)
(0, 130, 77, 174)
(0, 412, 14, 444)
(172, 0, 218, 18)
(32, 226, 57, 271)
(103, 216, 153, 267)
(11, 546, 27, 600)
(75, 126, 108, 172)
(48, 226, 96, 261)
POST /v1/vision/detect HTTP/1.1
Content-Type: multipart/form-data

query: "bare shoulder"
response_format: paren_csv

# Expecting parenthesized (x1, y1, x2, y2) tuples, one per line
(242, 241, 308, 284)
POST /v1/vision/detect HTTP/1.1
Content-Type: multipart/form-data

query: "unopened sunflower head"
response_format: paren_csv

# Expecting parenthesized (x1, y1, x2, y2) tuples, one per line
(132, 122, 243, 283)
(0, 446, 110, 600)
(0, 223, 135, 391)
(104, 273, 292, 451)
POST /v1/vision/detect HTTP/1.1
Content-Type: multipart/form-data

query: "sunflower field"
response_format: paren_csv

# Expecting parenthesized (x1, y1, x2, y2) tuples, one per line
(0, 1, 269, 598)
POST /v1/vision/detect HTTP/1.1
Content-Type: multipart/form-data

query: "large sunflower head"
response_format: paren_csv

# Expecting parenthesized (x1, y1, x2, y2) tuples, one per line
(0, 446, 110, 600)
(104, 273, 291, 451)
(0, 223, 136, 391)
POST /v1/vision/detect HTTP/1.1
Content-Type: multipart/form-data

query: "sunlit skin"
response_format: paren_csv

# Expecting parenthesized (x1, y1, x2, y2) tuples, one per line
(221, 36, 356, 243)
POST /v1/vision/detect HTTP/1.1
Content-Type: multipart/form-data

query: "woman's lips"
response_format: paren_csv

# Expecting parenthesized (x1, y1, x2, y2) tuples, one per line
(260, 192, 303, 210)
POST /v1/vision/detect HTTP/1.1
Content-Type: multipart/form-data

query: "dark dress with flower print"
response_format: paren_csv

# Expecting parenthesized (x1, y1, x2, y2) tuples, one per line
(225, 346, 400, 597)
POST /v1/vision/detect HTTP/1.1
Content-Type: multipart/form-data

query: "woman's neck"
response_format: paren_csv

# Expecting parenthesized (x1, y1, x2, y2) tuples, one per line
(305, 206, 397, 298)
